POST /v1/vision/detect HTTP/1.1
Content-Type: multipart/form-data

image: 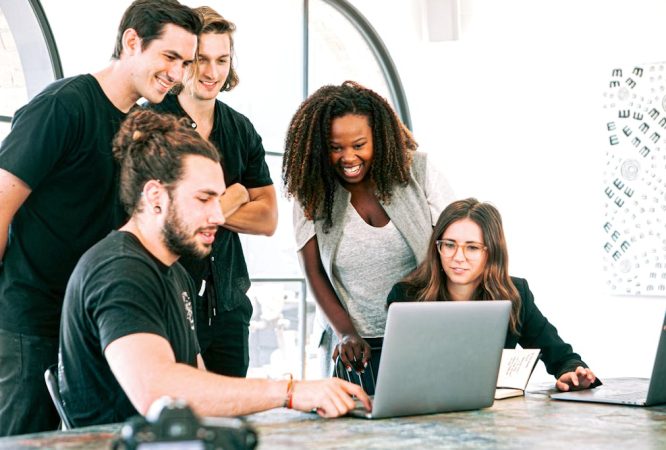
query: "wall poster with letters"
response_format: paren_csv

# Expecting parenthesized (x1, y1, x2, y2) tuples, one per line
(603, 64, 666, 297)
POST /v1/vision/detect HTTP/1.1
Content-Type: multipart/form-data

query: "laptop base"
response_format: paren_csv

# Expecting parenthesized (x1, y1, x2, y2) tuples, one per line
(550, 377, 651, 406)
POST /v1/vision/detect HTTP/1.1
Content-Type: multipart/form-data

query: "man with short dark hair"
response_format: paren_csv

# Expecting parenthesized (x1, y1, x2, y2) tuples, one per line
(0, 0, 201, 436)
(59, 109, 370, 426)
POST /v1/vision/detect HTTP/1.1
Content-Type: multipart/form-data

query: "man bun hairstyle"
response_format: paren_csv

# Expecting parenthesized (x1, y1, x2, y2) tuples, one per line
(112, 109, 220, 215)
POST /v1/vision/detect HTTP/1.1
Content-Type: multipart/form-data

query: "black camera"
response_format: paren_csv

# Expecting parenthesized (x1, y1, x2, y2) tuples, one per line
(112, 397, 258, 450)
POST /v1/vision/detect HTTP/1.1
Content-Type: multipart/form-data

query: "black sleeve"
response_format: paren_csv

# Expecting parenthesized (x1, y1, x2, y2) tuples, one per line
(240, 119, 272, 189)
(90, 257, 171, 352)
(0, 94, 77, 189)
(386, 282, 413, 308)
(515, 278, 592, 379)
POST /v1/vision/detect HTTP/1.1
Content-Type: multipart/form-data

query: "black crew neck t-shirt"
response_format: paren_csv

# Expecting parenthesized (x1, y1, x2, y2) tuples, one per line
(0, 74, 127, 336)
(59, 230, 199, 427)
(147, 94, 272, 311)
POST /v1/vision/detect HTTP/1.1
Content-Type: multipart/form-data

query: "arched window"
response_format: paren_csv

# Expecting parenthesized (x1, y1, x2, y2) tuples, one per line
(0, 0, 62, 140)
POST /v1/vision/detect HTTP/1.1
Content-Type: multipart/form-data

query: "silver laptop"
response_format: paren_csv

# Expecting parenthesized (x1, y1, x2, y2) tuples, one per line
(349, 300, 511, 419)
(550, 310, 666, 406)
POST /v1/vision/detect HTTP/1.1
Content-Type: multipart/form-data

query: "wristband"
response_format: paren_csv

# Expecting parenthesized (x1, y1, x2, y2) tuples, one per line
(284, 373, 295, 409)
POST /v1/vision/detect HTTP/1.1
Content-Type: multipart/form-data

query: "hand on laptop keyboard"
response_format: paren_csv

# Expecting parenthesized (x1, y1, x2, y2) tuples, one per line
(556, 366, 598, 391)
(291, 378, 372, 418)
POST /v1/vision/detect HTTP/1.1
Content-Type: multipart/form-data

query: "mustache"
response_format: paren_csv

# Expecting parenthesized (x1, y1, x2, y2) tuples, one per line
(196, 226, 219, 235)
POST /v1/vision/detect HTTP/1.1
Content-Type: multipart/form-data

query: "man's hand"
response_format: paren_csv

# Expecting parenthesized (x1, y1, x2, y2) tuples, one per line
(220, 184, 277, 236)
(220, 183, 250, 217)
(290, 378, 372, 418)
(556, 366, 597, 391)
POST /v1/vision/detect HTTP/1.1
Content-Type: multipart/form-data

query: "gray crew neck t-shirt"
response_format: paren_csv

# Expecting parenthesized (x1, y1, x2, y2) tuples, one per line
(331, 204, 416, 337)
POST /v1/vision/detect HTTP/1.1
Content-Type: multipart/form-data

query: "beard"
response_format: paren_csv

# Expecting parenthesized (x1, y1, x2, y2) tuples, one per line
(162, 202, 213, 260)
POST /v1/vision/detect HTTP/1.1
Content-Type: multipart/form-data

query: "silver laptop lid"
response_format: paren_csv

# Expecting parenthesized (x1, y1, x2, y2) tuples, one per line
(646, 311, 666, 405)
(371, 300, 511, 418)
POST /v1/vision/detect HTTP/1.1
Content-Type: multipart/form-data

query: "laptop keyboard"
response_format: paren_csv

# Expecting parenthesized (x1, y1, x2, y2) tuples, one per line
(597, 389, 646, 401)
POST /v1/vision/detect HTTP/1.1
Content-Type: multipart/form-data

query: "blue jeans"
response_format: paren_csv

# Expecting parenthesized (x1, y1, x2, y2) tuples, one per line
(0, 329, 59, 436)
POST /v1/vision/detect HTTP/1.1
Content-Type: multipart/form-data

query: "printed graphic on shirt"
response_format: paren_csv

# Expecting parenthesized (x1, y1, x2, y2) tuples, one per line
(181, 291, 195, 331)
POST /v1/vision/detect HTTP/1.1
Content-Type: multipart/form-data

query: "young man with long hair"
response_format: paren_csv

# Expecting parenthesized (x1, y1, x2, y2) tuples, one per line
(148, 6, 277, 378)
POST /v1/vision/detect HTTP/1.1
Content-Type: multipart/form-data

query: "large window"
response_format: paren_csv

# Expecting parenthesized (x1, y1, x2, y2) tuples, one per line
(0, 0, 61, 140)
(0, 7, 27, 140)
(309, 0, 390, 95)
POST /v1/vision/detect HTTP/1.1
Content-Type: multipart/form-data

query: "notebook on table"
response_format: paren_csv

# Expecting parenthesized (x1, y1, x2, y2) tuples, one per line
(550, 310, 666, 407)
(347, 300, 511, 419)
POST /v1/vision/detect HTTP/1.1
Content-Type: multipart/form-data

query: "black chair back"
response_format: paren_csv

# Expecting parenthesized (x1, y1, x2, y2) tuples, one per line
(44, 364, 74, 430)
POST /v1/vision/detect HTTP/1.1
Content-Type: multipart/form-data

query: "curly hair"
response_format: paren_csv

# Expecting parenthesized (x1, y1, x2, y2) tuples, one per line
(399, 198, 522, 335)
(282, 81, 417, 231)
(113, 109, 220, 215)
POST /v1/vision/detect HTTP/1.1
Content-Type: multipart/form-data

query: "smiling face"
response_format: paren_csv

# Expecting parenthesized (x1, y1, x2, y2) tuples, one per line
(187, 32, 232, 101)
(328, 114, 374, 185)
(129, 24, 198, 104)
(440, 218, 488, 297)
(162, 154, 226, 259)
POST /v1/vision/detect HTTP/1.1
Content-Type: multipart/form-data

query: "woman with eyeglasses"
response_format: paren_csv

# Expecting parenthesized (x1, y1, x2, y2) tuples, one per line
(283, 81, 454, 378)
(387, 198, 600, 392)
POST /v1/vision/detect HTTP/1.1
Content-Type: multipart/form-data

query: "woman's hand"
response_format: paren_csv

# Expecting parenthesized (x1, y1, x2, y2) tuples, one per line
(556, 366, 597, 391)
(332, 333, 371, 373)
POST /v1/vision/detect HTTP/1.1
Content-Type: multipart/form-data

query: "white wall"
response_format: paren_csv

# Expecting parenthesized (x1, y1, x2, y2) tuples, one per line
(350, 0, 666, 380)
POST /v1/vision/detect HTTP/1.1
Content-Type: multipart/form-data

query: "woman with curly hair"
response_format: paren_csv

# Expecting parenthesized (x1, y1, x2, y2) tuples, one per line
(283, 81, 454, 378)
(387, 198, 600, 392)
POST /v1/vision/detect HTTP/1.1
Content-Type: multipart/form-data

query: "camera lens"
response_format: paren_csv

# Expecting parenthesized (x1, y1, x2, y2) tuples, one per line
(166, 419, 190, 438)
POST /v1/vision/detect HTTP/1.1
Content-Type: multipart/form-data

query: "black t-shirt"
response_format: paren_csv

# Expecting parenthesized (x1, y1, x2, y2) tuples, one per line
(59, 231, 199, 427)
(0, 74, 127, 336)
(147, 94, 272, 311)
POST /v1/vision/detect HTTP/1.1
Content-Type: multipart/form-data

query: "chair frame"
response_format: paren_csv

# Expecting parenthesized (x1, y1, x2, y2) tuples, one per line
(44, 364, 74, 430)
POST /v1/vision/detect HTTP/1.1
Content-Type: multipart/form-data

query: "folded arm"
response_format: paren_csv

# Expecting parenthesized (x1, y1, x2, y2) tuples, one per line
(220, 184, 277, 236)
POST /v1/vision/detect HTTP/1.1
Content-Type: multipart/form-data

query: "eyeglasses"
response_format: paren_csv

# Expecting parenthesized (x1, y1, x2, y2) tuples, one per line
(436, 239, 487, 261)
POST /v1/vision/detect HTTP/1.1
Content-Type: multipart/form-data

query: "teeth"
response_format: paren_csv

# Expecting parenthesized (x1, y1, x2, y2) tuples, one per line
(343, 165, 361, 176)
(156, 78, 171, 89)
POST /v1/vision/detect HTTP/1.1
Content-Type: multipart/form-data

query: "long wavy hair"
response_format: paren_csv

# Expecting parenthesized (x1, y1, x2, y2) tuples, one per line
(175, 6, 239, 96)
(400, 198, 522, 334)
(282, 81, 416, 231)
